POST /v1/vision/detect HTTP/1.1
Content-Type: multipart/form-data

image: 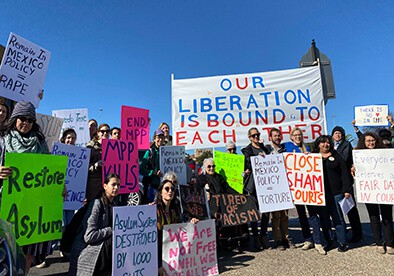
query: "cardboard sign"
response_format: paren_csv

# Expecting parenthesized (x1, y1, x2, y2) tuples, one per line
(0, 33, 51, 107)
(353, 149, 394, 204)
(37, 113, 64, 150)
(172, 66, 326, 149)
(283, 153, 325, 206)
(52, 108, 90, 147)
(160, 146, 187, 185)
(121, 105, 150, 150)
(209, 194, 259, 227)
(214, 150, 244, 194)
(52, 142, 90, 210)
(102, 139, 139, 194)
(113, 205, 158, 276)
(163, 219, 219, 276)
(0, 153, 67, 246)
(354, 104, 389, 127)
(251, 154, 294, 212)
(179, 185, 209, 221)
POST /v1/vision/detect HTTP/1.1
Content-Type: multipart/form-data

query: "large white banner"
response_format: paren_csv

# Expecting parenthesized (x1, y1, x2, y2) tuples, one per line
(113, 205, 158, 276)
(283, 153, 325, 206)
(163, 219, 218, 276)
(0, 33, 51, 107)
(354, 104, 389, 127)
(353, 149, 394, 204)
(251, 154, 294, 212)
(36, 113, 64, 150)
(172, 66, 326, 149)
(51, 142, 90, 210)
(160, 146, 187, 185)
(52, 108, 90, 147)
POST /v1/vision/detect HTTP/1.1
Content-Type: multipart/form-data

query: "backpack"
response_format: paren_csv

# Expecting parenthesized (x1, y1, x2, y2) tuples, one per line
(60, 204, 89, 254)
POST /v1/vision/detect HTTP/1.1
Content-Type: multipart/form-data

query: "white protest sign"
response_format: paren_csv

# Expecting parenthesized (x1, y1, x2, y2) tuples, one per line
(36, 113, 64, 150)
(163, 219, 218, 276)
(113, 205, 158, 276)
(354, 104, 389, 127)
(0, 33, 51, 107)
(283, 153, 325, 206)
(251, 154, 294, 212)
(52, 108, 90, 147)
(353, 149, 394, 204)
(172, 66, 326, 149)
(51, 142, 90, 210)
(160, 146, 187, 185)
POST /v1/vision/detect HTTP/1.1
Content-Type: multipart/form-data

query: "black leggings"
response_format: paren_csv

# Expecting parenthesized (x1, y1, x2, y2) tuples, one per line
(365, 204, 393, 246)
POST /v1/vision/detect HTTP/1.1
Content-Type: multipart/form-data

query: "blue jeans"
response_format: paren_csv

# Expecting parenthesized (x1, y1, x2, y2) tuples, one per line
(327, 195, 347, 245)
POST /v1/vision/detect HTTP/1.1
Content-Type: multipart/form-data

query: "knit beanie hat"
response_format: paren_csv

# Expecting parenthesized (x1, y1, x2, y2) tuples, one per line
(331, 126, 345, 138)
(10, 101, 36, 120)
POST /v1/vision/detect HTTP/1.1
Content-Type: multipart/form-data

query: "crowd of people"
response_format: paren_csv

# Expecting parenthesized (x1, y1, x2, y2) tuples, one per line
(0, 98, 394, 275)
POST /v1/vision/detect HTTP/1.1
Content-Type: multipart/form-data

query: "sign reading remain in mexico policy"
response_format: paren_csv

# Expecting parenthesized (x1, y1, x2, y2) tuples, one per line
(172, 66, 326, 149)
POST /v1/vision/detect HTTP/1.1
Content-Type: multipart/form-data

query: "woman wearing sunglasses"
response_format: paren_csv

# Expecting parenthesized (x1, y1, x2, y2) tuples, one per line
(2, 101, 51, 272)
(155, 179, 198, 275)
(85, 123, 111, 202)
(241, 127, 270, 250)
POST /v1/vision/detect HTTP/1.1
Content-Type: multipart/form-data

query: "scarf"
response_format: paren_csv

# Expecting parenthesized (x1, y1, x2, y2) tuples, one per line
(4, 129, 48, 154)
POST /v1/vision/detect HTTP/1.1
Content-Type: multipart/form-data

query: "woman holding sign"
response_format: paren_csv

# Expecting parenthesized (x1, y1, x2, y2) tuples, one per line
(242, 127, 270, 250)
(2, 101, 52, 272)
(313, 135, 351, 252)
(355, 132, 394, 254)
(69, 173, 120, 275)
(283, 128, 313, 250)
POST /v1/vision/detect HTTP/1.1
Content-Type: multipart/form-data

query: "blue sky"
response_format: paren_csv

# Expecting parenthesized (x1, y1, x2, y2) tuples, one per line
(1, 0, 393, 144)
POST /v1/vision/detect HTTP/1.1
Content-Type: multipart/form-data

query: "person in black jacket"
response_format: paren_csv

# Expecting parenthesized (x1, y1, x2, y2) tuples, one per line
(331, 126, 363, 242)
(241, 127, 270, 250)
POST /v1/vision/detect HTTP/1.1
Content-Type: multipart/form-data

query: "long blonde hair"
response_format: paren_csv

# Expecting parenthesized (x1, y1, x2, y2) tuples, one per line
(290, 127, 307, 153)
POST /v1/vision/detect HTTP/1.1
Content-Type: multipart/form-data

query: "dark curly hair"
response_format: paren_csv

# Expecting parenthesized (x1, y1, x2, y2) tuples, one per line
(312, 135, 334, 153)
(356, 132, 382, 149)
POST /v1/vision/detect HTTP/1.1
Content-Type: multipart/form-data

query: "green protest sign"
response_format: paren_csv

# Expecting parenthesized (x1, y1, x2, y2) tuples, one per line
(0, 153, 68, 246)
(214, 150, 244, 194)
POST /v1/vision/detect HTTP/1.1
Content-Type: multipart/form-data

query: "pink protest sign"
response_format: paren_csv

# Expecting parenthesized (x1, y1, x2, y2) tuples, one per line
(102, 139, 139, 194)
(162, 219, 219, 276)
(121, 106, 150, 150)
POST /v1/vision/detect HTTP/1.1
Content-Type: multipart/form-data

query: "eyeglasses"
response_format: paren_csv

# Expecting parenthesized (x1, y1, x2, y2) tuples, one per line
(207, 165, 216, 169)
(100, 129, 110, 134)
(164, 186, 175, 192)
(365, 139, 376, 143)
(227, 148, 236, 152)
(249, 133, 260, 139)
(17, 116, 35, 124)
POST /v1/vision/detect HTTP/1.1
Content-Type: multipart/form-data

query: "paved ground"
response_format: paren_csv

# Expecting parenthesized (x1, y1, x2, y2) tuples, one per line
(28, 204, 394, 275)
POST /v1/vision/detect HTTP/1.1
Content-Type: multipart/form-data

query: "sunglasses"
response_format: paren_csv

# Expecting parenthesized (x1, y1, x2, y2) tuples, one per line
(207, 165, 216, 169)
(249, 133, 260, 139)
(164, 186, 175, 192)
(18, 116, 35, 124)
(100, 129, 110, 134)
(227, 148, 236, 152)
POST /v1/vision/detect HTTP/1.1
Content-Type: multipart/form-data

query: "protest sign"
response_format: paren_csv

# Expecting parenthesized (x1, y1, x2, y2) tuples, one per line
(52, 142, 90, 210)
(283, 152, 325, 206)
(251, 154, 294, 212)
(121, 105, 150, 150)
(160, 146, 187, 185)
(179, 185, 209, 221)
(214, 150, 244, 194)
(172, 66, 326, 149)
(102, 139, 139, 194)
(37, 113, 64, 150)
(353, 149, 394, 204)
(0, 153, 67, 246)
(52, 108, 90, 147)
(354, 104, 389, 127)
(113, 205, 157, 276)
(0, 33, 51, 107)
(209, 194, 259, 227)
(163, 219, 218, 276)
